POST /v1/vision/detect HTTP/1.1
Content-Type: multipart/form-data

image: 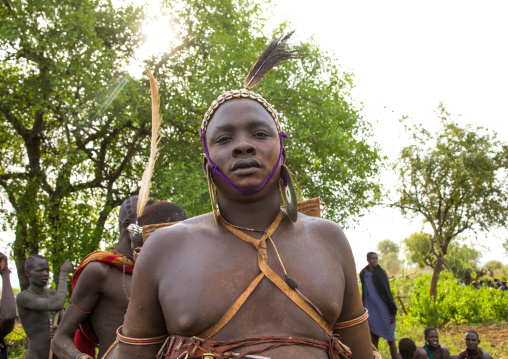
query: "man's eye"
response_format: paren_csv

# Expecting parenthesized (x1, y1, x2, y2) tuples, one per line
(253, 132, 269, 138)
(215, 136, 231, 144)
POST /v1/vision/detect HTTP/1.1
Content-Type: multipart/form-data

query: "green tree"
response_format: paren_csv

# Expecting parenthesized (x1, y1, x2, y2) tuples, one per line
(404, 232, 483, 283)
(376, 239, 400, 275)
(0, 0, 149, 288)
(483, 260, 502, 271)
(377, 239, 400, 257)
(150, 0, 383, 224)
(403, 232, 435, 269)
(1, 0, 383, 288)
(393, 104, 508, 299)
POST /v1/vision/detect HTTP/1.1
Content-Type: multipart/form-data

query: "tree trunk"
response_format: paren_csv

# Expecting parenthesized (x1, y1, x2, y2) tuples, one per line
(430, 255, 445, 300)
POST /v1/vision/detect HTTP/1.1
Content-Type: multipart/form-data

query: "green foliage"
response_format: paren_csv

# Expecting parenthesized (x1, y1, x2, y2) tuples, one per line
(393, 272, 508, 328)
(376, 239, 401, 276)
(377, 239, 399, 257)
(484, 260, 502, 270)
(380, 252, 401, 276)
(150, 0, 383, 224)
(0, 0, 147, 287)
(4, 326, 27, 358)
(393, 104, 508, 297)
(404, 232, 434, 268)
(404, 232, 483, 283)
(1, 0, 382, 288)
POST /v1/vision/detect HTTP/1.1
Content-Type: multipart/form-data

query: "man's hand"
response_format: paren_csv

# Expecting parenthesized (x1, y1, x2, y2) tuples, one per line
(389, 315, 395, 324)
(0, 252, 9, 274)
(60, 259, 73, 273)
(50, 324, 58, 339)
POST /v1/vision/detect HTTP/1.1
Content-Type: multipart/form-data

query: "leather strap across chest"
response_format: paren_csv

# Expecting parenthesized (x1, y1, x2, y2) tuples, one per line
(198, 211, 333, 340)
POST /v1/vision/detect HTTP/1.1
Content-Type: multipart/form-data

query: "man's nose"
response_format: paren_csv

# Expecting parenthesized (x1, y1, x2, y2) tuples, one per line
(232, 139, 256, 156)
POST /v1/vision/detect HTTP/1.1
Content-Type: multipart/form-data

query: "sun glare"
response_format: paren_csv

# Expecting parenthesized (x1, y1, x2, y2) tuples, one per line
(142, 16, 174, 55)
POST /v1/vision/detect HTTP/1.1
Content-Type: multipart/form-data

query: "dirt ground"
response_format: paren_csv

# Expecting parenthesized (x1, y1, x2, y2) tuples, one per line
(442, 322, 508, 346)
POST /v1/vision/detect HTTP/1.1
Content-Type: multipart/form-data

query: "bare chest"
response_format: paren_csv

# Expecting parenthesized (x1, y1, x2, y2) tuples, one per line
(89, 270, 131, 336)
(158, 228, 345, 338)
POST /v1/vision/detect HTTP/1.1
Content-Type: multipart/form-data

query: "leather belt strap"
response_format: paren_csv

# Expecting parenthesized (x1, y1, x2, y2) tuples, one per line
(199, 211, 333, 339)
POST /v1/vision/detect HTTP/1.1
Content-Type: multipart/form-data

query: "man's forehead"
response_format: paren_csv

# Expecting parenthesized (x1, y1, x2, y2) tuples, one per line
(32, 258, 49, 267)
(207, 99, 277, 133)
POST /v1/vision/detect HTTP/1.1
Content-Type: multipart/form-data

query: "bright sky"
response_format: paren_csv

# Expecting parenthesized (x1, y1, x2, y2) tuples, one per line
(269, 0, 508, 271)
(2, 0, 508, 289)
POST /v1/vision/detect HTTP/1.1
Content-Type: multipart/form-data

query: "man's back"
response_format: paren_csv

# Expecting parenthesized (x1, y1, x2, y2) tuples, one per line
(122, 210, 366, 358)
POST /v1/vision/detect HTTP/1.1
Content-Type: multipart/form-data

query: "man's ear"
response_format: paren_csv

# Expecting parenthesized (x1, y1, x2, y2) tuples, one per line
(122, 217, 132, 231)
(202, 156, 209, 175)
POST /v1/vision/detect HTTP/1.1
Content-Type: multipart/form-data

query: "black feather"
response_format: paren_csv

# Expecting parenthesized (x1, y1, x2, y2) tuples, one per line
(244, 31, 307, 89)
(285, 275, 298, 290)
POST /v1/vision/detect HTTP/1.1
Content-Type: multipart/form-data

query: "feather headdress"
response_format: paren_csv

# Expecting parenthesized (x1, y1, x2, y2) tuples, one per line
(136, 68, 163, 223)
(244, 30, 307, 89)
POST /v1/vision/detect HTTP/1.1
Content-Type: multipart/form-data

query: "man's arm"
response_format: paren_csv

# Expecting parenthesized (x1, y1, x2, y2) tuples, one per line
(118, 232, 169, 359)
(0, 253, 16, 338)
(331, 225, 374, 359)
(52, 262, 106, 359)
(17, 260, 73, 312)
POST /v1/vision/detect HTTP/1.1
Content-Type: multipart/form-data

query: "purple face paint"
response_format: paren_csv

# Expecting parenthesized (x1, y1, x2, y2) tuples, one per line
(201, 128, 290, 195)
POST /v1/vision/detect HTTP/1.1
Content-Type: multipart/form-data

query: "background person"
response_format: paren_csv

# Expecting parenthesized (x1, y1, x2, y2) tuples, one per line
(360, 251, 398, 359)
(451, 330, 493, 359)
(421, 327, 451, 359)
(397, 338, 427, 359)
(16, 255, 73, 359)
(0, 253, 16, 359)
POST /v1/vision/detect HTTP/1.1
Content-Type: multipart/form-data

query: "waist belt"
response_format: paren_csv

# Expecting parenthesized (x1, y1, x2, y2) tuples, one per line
(156, 334, 352, 359)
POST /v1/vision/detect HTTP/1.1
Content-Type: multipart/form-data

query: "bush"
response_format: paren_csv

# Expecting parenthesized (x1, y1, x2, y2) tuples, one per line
(393, 272, 508, 328)
(5, 326, 27, 359)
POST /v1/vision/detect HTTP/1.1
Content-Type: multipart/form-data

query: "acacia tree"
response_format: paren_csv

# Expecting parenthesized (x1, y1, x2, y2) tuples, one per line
(403, 232, 483, 283)
(1, 0, 383, 288)
(393, 104, 508, 299)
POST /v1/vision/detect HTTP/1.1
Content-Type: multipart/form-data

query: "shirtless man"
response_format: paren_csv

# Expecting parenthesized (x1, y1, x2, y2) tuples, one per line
(0, 252, 16, 359)
(421, 327, 450, 359)
(16, 255, 73, 359)
(396, 338, 426, 359)
(118, 43, 374, 357)
(451, 331, 492, 359)
(52, 197, 187, 359)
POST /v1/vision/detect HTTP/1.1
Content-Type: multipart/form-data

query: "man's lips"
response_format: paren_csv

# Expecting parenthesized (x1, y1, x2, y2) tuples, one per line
(231, 159, 260, 171)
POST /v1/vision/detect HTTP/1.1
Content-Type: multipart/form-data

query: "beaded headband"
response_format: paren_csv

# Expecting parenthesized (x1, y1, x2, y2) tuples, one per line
(201, 89, 281, 134)
(200, 32, 304, 195)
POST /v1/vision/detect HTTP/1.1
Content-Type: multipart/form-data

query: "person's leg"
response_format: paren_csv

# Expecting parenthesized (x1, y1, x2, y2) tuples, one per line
(370, 332, 379, 349)
(388, 340, 397, 359)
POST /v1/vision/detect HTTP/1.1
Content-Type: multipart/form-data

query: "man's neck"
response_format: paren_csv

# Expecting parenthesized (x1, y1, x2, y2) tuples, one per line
(114, 235, 132, 256)
(217, 190, 282, 231)
(28, 283, 46, 295)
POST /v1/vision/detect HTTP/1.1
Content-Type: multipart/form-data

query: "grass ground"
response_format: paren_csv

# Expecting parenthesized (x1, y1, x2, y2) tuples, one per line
(378, 320, 508, 359)
(6, 320, 508, 358)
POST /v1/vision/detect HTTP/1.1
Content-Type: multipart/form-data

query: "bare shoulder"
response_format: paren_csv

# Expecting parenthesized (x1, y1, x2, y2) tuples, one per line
(481, 349, 493, 359)
(141, 213, 216, 249)
(297, 214, 346, 238)
(135, 213, 216, 266)
(440, 345, 451, 358)
(295, 214, 350, 249)
(77, 261, 113, 282)
(15, 290, 29, 304)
